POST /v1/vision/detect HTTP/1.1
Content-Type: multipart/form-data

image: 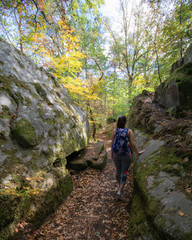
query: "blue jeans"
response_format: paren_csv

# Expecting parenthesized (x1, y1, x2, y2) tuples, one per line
(113, 153, 132, 185)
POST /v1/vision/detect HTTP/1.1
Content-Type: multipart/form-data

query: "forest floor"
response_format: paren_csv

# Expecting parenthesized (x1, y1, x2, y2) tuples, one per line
(27, 123, 133, 240)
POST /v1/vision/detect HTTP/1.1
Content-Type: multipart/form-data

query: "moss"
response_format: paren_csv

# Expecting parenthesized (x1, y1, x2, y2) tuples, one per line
(182, 232, 192, 240)
(146, 196, 163, 221)
(0, 75, 39, 106)
(128, 193, 149, 240)
(0, 132, 8, 145)
(61, 131, 78, 155)
(1, 105, 11, 119)
(0, 168, 73, 240)
(34, 83, 50, 104)
(0, 194, 18, 229)
(128, 191, 163, 240)
(37, 107, 45, 117)
(159, 62, 192, 111)
(106, 116, 116, 124)
(28, 172, 72, 228)
(24, 96, 32, 106)
(11, 118, 39, 147)
(0, 190, 33, 239)
(0, 149, 41, 181)
(14, 57, 25, 69)
(150, 179, 163, 189)
(79, 137, 87, 149)
(165, 207, 178, 214)
(136, 148, 182, 187)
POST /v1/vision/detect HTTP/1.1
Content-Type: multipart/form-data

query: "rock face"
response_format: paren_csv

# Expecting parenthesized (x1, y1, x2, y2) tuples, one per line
(184, 44, 192, 65)
(68, 141, 107, 171)
(0, 39, 90, 239)
(155, 44, 192, 111)
(129, 131, 192, 240)
(155, 62, 192, 111)
(128, 91, 192, 239)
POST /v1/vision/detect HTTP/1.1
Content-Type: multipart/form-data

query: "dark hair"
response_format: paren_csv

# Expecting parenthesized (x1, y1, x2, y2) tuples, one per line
(117, 115, 126, 128)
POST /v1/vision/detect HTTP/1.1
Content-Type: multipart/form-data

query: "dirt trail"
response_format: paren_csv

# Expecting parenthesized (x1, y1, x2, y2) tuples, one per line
(28, 127, 133, 240)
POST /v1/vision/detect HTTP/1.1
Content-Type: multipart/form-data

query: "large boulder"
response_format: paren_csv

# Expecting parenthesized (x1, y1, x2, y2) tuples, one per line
(129, 130, 192, 240)
(184, 44, 192, 65)
(68, 141, 107, 171)
(0, 39, 90, 239)
(171, 43, 192, 74)
(155, 43, 192, 111)
(128, 89, 192, 239)
(154, 62, 192, 111)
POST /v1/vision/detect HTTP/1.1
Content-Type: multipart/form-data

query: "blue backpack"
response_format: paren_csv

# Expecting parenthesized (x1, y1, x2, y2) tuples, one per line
(112, 128, 130, 155)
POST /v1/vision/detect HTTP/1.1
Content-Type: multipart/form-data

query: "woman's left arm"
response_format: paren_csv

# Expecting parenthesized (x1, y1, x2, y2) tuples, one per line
(128, 129, 145, 155)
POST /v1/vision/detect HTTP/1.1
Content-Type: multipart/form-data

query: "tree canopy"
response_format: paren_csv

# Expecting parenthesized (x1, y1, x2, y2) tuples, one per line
(1, 0, 191, 136)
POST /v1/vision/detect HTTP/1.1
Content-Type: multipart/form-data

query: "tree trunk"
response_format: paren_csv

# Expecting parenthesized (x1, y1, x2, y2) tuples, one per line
(179, 1, 183, 58)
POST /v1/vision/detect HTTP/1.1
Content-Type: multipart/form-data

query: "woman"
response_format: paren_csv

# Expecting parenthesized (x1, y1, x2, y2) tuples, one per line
(111, 115, 145, 198)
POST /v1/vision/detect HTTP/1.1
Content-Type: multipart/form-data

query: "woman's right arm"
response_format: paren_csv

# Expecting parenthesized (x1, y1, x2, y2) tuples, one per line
(129, 129, 145, 155)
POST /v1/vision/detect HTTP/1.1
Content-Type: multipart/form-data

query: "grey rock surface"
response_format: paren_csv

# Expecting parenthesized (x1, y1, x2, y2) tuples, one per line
(0, 38, 90, 166)
(129, 130, 192, 240)
(154, 44, 192, 111)
(68, 141, 107, 171)
(184, 44, 192, 65)
(0, 39, 90, 239)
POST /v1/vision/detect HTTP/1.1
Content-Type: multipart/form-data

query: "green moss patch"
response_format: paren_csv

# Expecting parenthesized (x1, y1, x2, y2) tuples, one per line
(0, 171, 73, 240)
(11, 118, 39, 147)
(34, 83, 50, 104)
(135, 148, 182, 188)
(128, 191, 163, 240)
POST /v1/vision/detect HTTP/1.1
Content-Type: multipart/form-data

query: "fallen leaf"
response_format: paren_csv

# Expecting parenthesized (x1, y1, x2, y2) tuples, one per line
(179, 210, 185, 216)
(183, 157, 189, 163)
(185, 188, 192, 193)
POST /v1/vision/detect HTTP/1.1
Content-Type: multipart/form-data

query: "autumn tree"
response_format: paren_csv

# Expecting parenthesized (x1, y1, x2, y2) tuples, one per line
(107, 0, 153, 106)
(68, 7, 106, 138)
(144, 0, 192, 65)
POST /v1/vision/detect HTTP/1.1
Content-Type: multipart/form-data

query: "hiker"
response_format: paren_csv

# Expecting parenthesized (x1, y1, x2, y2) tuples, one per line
(111, 115, 145, 197)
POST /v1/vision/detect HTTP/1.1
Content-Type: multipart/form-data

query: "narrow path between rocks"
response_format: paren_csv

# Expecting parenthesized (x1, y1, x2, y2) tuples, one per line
(28, 126, 133, 240)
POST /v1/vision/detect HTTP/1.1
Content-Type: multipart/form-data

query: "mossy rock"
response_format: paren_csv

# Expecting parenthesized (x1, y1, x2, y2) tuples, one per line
(131, 130, 192, 239)
(88, 150, 107, 170)
(95, 141, 104, 155)
(106, 116, 116, 124)
(0, 194, 18, 230)
(155, 62, 192, 111)
(27, 173, 73, 228)
(11, 118, 39, 147)
(69, 159, 88, 170)
(0, 173, 73, 240)
(128, 192, 162, 240)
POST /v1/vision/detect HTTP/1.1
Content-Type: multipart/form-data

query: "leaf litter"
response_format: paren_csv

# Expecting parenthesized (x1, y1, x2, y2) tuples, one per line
(27, 127, 133, 240)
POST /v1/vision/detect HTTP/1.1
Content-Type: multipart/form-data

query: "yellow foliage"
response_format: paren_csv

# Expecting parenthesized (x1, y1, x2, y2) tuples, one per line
(132, 75, 146, 87)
